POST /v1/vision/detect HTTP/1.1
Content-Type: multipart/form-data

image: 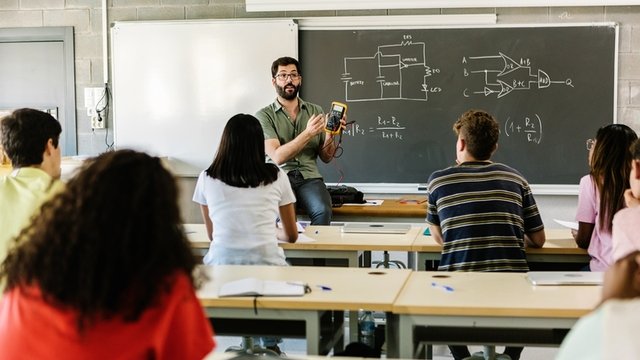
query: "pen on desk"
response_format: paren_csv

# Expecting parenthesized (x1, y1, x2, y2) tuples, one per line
(431, 282, 454, 292)
(316, 285, 332, 291)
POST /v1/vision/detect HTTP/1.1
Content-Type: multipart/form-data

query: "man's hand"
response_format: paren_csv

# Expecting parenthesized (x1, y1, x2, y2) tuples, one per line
(304, 114, 326, 137)
(325, 114, 348, 139)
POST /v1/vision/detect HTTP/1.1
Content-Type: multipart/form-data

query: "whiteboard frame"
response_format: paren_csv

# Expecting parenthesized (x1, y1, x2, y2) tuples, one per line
(110, 19, 298, 176)
(302, 19, 618, 195)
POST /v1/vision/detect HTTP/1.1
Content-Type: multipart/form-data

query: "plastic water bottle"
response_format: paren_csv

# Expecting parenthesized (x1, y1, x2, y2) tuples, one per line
(358, 311, 376, 348)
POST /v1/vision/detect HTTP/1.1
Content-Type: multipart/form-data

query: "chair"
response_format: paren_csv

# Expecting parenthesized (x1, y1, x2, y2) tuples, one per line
(463, 346, 511, 360)
(225, 337, 280, 356)
(373, 251, 407, 269)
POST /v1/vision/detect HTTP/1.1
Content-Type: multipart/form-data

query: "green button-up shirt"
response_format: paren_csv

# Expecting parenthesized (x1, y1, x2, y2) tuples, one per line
(256, 98, 325, 179)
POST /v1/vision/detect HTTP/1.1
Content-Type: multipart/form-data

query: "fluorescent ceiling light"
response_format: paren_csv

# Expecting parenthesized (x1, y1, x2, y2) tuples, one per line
(246, 0, 640, 12)
(297, 15, 497, 30)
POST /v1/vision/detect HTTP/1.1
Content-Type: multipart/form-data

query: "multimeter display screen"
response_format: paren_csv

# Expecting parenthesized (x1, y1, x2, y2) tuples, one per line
(332, 105, 343, 112)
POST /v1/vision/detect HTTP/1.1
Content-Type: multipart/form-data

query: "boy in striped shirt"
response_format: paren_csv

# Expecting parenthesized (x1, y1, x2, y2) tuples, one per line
(426, 109, 546, 360)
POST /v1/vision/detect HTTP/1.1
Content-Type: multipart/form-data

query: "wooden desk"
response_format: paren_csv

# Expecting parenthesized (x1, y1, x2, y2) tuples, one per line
(197, 265, 412, 355)
(387, 271, 601, 359)
(330, 199, 427, 223)
(185, 224, 421, 268)
(185, 223, 210, 257)
(282, 225, 420, 268)
(413, 228, 589, 270)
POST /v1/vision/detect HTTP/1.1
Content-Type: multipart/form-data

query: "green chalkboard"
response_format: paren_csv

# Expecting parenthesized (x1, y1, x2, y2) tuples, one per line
(300, 24, 617, 187)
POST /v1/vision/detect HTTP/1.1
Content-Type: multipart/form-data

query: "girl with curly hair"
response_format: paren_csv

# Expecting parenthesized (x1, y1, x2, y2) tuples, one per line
(0, 150, 215, 359)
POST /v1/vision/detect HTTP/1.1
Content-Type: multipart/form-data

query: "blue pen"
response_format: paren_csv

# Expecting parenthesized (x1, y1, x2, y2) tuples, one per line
(431, 282, 454, 292)
(316, 285, 332, 291)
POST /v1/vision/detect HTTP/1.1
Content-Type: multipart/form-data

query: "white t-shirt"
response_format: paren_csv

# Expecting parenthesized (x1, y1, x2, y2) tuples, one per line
(192, 169, 296, 266)
(556, 299, 640, 360)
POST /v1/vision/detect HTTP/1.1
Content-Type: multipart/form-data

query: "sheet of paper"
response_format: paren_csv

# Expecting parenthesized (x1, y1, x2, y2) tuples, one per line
(218, 278, 306, 297)
(342, 199, 384, 206)
(554, 219, 579, 231)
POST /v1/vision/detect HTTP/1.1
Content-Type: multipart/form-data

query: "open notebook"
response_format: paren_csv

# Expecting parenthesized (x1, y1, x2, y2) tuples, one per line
(342, 223, 411, 234)
(218, 278, 307, 297)
(527, 271, 604, 286)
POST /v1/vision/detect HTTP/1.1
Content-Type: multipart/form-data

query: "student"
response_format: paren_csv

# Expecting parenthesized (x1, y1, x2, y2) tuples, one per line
(255, 56, 344, 225)
(573, 124, 637, 271)
(0, 108, 64, 270)
(612, 138, 640, 262)
(556, 250, 640, 359)
(0, 150, 215, 359)
(193, 113, 298, 266)
(426, 109, 545, 360)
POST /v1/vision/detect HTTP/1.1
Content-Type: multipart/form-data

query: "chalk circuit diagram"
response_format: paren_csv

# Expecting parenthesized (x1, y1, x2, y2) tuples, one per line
(340, 36, 441, 102)
(462, 52, 574, 99)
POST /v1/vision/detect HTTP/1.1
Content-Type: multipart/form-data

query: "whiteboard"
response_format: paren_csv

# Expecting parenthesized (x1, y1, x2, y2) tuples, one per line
(111, 19, 298, 175)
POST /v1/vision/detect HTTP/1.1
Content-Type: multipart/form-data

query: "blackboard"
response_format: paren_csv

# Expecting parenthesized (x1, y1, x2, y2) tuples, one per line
(300, 24, 617, 191)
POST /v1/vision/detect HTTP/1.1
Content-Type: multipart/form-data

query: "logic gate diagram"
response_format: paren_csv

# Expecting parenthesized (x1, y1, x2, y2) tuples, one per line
(340, 35, 441, 102)
(462, 52, 574, 99)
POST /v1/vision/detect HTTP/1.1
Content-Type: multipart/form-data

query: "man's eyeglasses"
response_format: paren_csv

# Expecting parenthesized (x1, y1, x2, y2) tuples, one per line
(274, 73, 301, 81)
(586, 138, 596, 151)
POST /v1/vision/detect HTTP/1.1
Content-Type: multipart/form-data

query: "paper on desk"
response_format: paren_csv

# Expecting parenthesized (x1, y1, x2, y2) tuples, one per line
(342, 199, 384, 206)
(278, 233, 316, 244)
(554, 219, 579, 231)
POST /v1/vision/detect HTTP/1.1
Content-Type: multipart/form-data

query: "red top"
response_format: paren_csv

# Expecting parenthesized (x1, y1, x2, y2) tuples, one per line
(0, 273, 215, 360)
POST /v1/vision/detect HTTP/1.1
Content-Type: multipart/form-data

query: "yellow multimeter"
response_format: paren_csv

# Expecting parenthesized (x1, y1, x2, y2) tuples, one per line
(325, 101, 347, 135)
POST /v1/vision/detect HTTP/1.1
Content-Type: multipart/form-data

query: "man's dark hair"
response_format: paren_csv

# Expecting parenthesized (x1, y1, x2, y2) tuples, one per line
(453, 109, 499, 160)
(0, 108, 61, 167)
(271, 56, 301, 77)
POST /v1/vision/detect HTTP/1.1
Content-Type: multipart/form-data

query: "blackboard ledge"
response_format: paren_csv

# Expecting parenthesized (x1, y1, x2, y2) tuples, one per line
(327, 183, 579, 196)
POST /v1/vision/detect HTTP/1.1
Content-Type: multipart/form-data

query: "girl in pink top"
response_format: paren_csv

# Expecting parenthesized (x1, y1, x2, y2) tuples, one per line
(574, 124, 637, 271)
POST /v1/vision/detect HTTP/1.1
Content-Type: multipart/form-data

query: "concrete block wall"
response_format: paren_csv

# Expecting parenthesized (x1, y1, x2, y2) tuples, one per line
(1, 3, 638, 223)
(1, 3, 638, 154)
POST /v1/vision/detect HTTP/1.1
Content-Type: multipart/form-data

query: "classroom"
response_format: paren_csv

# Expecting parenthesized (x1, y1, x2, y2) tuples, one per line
(2, 1, 640, 360)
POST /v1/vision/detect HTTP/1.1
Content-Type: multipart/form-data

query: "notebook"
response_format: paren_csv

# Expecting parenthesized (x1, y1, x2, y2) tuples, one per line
(341, 223, 411, 234)
(527, 271, 604, 286)
(218, 278, 307, 297)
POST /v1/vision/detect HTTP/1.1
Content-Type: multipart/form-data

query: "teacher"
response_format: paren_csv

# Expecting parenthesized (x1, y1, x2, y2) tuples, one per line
(256, 56, 344, 225)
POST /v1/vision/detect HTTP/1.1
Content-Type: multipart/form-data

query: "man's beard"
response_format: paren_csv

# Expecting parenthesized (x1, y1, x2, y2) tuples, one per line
(276, 83, 300, 100)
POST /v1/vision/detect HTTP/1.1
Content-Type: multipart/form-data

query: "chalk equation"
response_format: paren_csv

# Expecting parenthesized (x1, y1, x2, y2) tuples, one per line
(340, 35, 441, 102)
(343, 116, 406, 141)
(504, 114, 543, 144)
(462, 52, 573, 99)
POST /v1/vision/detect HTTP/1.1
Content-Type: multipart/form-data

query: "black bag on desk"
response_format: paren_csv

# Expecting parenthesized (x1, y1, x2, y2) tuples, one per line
(327, 185, 365, 205)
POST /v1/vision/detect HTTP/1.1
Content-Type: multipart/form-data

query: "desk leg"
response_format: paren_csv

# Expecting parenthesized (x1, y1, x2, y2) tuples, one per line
(359, 251, 372, 267)
(386, 313, 417, 358)
(349, 311, 358, 344)
(407, 251, 416, 270)
(417, 253, 426, 271)
(397, 315, 417, 359)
